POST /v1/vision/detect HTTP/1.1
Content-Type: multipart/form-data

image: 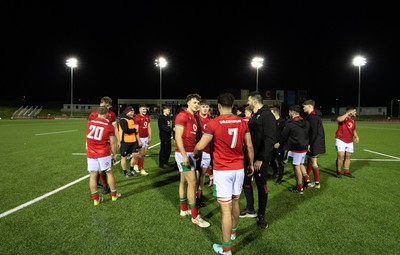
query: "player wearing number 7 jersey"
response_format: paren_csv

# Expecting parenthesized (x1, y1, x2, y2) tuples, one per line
(194, 92, 254, 255)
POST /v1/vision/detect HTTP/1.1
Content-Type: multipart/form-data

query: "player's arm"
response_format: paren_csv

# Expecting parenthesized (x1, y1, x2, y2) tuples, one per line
(244, 133, 255, 177)
(194, 134, 212, 160)
(175, 125, 189, 166)
(110, 135, 117, 163)
(353, 130, 359, 143)
(148, 120, 152, 144)
(135, 124, 142, 147)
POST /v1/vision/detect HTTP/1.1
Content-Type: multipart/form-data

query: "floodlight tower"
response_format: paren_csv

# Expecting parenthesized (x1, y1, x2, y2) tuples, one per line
(251, 57, 264, 92)
(66, 58, 78, 118)
(155, 57, 167, 115)
(352, 56, 366, 118)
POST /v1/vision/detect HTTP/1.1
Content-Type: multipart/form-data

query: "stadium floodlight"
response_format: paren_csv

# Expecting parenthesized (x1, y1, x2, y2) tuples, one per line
(66, 58, 78, 118)
(155, 57, 167, 115)
(251, 57, 264, 92)
(353, 56, 366, 118)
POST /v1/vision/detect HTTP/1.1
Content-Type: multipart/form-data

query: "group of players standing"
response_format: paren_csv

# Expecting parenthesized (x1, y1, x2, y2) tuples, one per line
(85, 92, 360, 255)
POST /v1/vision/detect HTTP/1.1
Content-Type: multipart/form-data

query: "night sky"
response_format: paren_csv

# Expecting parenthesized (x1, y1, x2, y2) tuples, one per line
(1, 1, 399, 110)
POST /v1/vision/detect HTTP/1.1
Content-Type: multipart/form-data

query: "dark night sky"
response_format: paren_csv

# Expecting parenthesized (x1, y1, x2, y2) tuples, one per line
(1, 1, 399, 110)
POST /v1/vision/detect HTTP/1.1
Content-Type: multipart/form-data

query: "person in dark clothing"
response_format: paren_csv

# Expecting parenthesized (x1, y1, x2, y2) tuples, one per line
(158, 105, 172, 168)
(118, 106, 142, 177)
(239, 91, 277, 229)
(302, 99, 326, 189)
(275, 105, 313, 194)
(269, 106, 286, 185)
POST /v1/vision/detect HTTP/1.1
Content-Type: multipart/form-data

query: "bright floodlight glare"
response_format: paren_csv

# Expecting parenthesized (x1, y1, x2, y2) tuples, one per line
(251, 57, 264, 68)
(155, 57, 167, 68)
(66, 58, 78, 68)
(353, 56, 366, 67)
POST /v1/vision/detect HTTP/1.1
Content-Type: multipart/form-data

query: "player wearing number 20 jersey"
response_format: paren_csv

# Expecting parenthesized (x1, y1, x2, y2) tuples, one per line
(86, 117, 115, 159)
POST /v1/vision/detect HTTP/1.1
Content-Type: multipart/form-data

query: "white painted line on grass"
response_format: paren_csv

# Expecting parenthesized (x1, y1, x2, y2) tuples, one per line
(351, 159, 400, 161)
(0, 142, 162, 219)
(0, 175, 89, 219)
(35, 130, 78, 136)
(363, 149, 400, 160)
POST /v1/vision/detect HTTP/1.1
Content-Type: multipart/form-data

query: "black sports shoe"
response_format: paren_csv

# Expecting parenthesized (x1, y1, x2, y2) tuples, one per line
(344, 172, 355, 178)
(288, 186, 304, 194)
(274, 179, 283, 185)
(239, 208, 257, 218)
(97, 183, 103, 188)
(102, 185, 110, 195)
(257, 216, 269, 229)
(336, 172, 342, 178)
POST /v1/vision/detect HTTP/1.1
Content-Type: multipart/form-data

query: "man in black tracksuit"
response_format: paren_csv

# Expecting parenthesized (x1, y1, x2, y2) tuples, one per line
(158, 105, 172, 168)
(270, 106, 287, 185)
(275, 105, 312, 194)
(240, 91, 277, 229)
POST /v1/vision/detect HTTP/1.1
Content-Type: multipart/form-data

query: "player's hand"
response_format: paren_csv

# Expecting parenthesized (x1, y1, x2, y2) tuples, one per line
(274, 143, 280, 149)
(247, 165, 255, 177)
(148, 137, 152, 144)
(254, 160, 263, 171)
(112, 155, 117, 164)
(354, 136, 359, 143)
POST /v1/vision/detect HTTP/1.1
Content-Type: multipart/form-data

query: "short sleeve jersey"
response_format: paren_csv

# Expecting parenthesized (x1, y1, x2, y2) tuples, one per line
(88, 109, 117, 126)
(134, 114, 151, 137)
(174, 110, 198, 153)
(86, 117, 115, 158)
(204, 114, 250, 170)
(335, 116, 356, 143)
(196, 112, 212, 153)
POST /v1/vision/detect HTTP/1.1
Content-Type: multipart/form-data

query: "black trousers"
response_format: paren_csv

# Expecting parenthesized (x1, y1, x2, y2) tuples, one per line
(270, 148, 285, 181)
(243, 158, 269, 218)
(159, 136, 171, 166)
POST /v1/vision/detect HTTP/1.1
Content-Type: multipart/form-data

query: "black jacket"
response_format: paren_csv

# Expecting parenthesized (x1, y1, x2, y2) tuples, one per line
(158, 114, 172, 138)
(305, 113, 326, 155)
(280, 116, 309, 151)
(275, 117, 286, 150)
(248, 105, 278, 162)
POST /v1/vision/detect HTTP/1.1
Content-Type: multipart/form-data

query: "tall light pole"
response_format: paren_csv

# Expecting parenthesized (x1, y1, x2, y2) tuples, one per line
(251, 57, 264, 92)
(352, 56, 366, 118)
(155, 57, 167, 115)
(66, 58, 78, 118)
(398, 99, 400, 118)
(335, 98, 339, 115)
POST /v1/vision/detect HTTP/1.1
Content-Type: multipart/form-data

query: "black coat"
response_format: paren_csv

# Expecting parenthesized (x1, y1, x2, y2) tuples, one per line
(305, 113, 326, 155)
(248, 105, 278, 162)
(280, 116, 309, 151)
(158, 114, 172, 139)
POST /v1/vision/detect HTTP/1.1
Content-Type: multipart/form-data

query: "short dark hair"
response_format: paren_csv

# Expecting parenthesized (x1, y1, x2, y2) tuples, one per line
(186, 93, 201, 103)
(97, 106, 109, 116)
(236, 105, 245, 113)
(199, 99, 210, 106)
(217, 93, 235, 107)
(289, 105, 301, 113)
(249, 91, 263, 103)
(346, 105, 357, 111)
(270, 106, 280, 115)
(138, 104, 147, 109)
(162, 105, 170, 110)
(100, 96, 112, 105)
(303, 99, 315, 107)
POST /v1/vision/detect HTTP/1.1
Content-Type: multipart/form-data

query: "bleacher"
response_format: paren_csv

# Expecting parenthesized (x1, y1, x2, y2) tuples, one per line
(11, 106, 43, 119)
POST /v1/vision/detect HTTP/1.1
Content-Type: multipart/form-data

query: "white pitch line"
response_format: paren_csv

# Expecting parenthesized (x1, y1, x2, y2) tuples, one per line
(351, 158, 400, 161)
(35, 130, 78, 136)
(0, 142, 162, 219)
(363, 149, 400, 160)
(0, 175, 89, 219)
